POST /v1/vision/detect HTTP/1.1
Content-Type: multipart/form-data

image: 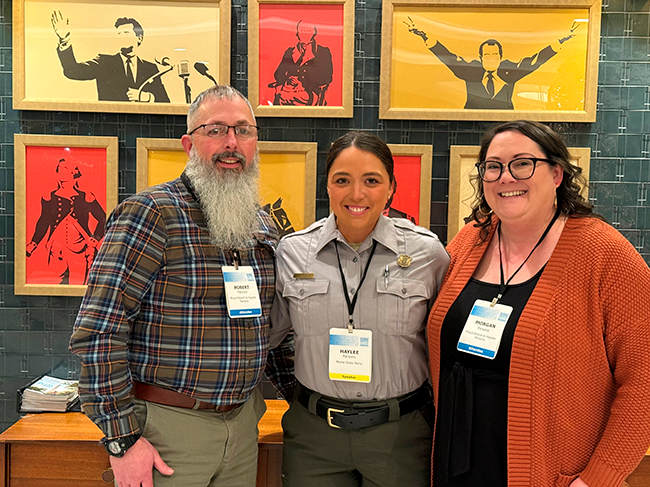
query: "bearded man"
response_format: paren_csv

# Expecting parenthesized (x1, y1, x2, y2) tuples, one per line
(70, 85, 294, 487)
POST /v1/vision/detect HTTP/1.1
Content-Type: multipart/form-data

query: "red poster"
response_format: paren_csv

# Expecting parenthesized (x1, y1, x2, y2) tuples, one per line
(24, 146, 108, 285)
(384, 155, 422, 225)
(259, 4, 344, 107)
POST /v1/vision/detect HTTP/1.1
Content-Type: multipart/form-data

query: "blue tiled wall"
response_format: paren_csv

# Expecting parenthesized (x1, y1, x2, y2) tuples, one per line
(0, 0, 648, 432)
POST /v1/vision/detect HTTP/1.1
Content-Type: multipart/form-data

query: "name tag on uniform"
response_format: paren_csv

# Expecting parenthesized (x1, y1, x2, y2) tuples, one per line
(328, 328, 372, 383)
(222, 266, 262, 318)
(457, 299, 512, 359)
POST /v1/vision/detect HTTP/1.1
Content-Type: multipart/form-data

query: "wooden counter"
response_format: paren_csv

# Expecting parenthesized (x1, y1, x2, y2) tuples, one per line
(0, 401, 648, 486)
(0, 400, 288, 487)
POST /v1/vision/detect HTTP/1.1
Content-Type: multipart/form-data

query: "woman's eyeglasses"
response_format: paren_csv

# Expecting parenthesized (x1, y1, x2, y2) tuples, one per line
(475, 157, 552, 182)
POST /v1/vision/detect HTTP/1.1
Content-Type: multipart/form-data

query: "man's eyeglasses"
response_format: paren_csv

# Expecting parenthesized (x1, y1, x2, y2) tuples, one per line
(475, 157, 553, 182)
(188, 123, 260, 140)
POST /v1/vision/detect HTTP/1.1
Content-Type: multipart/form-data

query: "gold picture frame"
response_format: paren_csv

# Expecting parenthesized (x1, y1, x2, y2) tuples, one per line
(248, 0, 355, 118)
(15, 134, 119, 296)
(380, 0, 601, 122)
(136, 138, 318, 235)
(386, 144, 433, 228)
(447, 145, 591, 242)
(13, 0, 231, 114)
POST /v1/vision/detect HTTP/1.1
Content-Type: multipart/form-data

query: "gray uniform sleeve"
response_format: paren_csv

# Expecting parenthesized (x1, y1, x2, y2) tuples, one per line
(270, 240, 294, 349)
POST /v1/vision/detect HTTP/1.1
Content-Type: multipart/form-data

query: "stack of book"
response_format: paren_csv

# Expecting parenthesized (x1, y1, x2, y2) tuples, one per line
(19, 375, 80, 413)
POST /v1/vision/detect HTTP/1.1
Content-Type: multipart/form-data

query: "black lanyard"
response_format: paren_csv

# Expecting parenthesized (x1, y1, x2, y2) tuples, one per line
(492, 208, 561, 306)
(334, 240, 378, 332)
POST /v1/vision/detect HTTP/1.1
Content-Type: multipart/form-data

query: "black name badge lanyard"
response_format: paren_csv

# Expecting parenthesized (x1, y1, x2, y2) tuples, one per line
(491, 208, 561, 307)
(334, 240, 378, 332)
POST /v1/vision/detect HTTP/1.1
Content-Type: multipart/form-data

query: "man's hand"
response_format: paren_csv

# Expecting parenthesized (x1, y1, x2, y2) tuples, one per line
(404, 16, 432, 47)
(51, 10, 71, 48)
(26, 241, 37, 257)
(110, 437, 174, 487)
(559, 20, 581, 45)
(127, 89, 154, 103)
(558, 32, 576, 44)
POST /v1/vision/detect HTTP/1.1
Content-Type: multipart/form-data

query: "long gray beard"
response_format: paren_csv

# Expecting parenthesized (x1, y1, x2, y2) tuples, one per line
(185, 149, 261, 250)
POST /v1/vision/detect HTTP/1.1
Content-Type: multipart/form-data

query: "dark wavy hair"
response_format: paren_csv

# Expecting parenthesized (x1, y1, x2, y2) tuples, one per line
(469, 120, 602, 241)
(115, 18, 144, 40)
(326, 131, 396, 209)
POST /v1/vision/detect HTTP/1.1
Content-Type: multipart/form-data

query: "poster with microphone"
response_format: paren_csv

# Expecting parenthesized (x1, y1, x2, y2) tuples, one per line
(14, 0, 230, 115)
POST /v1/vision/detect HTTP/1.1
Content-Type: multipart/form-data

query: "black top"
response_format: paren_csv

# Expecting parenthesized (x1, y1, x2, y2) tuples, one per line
(435, 269, 542, 487)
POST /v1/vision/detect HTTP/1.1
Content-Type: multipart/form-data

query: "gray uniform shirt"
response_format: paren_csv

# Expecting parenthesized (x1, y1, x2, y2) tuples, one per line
(271, 214, 450, 401)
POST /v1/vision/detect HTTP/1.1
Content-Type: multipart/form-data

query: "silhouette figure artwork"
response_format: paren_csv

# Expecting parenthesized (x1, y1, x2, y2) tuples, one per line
(405, 17, 579, 110)
(26, 159, 106, 285)
(263, 197, 295, 237)
(383, 206, 416, 224)
(52, 11, 171, 103)
(270, 20, 333, 106)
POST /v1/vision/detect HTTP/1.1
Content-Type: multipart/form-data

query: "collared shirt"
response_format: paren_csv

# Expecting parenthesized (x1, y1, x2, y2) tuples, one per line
(482, 71, 505, 98)
(120, 53, 138, 83)
(70, 175, 294, 439)
(271, 214, 450, 401)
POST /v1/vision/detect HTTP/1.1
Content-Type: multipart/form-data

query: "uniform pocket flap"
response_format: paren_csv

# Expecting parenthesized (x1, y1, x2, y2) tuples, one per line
(283, 279, 330, 300)
(376, 278, 429, 300)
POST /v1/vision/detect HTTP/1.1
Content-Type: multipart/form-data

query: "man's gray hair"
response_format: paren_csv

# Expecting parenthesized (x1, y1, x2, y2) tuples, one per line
(186, 85, 256, 132)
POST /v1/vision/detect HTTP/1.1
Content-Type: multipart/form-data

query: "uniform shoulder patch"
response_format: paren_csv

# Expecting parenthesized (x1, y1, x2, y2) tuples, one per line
(281, 217, 327, 240)
(392, 218, 438, 239)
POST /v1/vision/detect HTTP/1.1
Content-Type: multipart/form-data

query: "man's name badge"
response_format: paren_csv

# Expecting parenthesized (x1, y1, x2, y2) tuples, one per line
(222, 266, 262, 318)
(328, 328, 372, 383)
(457, 299, 512, 359)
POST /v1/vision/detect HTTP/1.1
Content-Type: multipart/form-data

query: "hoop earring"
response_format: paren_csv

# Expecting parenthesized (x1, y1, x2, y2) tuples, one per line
(477, 204, 493, 216)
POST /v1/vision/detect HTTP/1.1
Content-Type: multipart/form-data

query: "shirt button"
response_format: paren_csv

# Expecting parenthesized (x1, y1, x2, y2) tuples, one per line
(356, 392, 362, 398)
(402, 288, 407, 294)
(353, 257, 358, 263)
(350, 288, 356, 295)
(299, 289, 305, 296)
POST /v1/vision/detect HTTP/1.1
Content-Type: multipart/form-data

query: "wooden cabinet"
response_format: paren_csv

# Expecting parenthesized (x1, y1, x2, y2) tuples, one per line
(0, 402, 648, 486)
(0, 401, 288, 487)
(256, 400, 287, 487)
(0, 413, 109, 486)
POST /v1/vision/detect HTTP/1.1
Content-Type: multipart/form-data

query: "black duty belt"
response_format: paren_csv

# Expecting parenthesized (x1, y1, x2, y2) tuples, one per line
(296, 382, 432, 430)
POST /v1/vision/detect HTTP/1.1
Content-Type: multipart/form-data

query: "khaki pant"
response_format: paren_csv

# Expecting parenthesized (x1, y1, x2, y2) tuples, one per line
(281, 393, 434, 487)
(132, 387, 266, 487)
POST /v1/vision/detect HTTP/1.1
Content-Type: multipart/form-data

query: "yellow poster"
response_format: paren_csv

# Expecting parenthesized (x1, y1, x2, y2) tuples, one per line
(138, 142, 316, 235)
(392, 7, 590, 112)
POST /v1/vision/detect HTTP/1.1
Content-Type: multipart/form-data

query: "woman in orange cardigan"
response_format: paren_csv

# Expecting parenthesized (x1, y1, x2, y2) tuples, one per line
(428, 120, 650, 487)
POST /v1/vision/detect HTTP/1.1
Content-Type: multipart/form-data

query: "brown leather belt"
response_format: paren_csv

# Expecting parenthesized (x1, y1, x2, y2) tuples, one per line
(132, 381, 242, 412)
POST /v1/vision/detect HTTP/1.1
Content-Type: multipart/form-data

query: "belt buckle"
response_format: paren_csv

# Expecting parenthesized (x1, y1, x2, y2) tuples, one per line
(326, 407, 344, 428)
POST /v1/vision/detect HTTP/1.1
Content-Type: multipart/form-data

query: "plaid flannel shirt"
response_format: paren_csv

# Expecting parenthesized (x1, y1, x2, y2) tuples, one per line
(70, 175, 295, 439)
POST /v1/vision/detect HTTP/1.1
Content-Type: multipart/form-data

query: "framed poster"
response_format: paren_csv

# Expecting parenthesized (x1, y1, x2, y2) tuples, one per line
(380, 0, 601, 121)
(14, 134, 118, 296)
(13, 0, 230, 115)
(136, 138, 317, 236)
(248, 0, 354, 118)
(447, 145, 591, 242)
(385, 144, 432, 228)
(136, 138, 188, 191)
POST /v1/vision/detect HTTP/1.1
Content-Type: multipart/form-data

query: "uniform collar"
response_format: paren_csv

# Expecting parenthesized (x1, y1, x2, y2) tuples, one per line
(315, 213, 400, 255)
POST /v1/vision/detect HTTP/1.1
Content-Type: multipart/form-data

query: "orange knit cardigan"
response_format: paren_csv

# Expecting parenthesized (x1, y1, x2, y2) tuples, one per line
(427, 216, 650, 487)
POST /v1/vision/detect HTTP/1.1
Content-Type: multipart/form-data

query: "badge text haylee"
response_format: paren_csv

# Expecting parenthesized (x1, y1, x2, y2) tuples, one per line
(340, 349, 359, 355)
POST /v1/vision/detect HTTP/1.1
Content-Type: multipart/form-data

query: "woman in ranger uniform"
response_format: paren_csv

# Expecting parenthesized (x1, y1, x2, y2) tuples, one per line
(270, 131, 450, 487)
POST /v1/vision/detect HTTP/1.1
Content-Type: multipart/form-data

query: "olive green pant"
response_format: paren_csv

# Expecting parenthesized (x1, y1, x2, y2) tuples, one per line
(281, 393, 434, 487)
(132, 387, 266, 487)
